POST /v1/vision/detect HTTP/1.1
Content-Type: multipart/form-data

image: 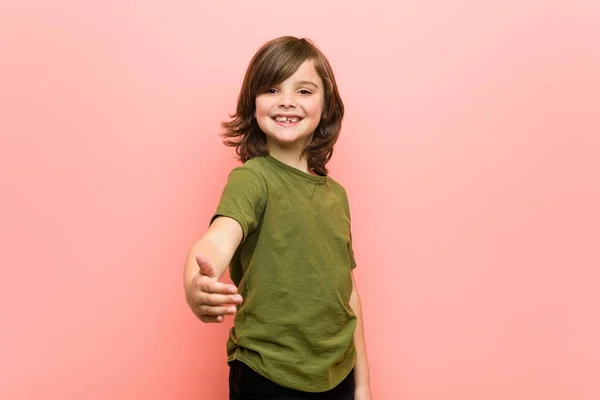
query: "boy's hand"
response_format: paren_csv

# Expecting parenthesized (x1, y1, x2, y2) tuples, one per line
(186, 253, 243, 323)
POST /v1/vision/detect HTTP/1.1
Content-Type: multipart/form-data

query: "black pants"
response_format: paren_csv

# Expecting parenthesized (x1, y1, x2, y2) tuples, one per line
(229, 360, 355, 400)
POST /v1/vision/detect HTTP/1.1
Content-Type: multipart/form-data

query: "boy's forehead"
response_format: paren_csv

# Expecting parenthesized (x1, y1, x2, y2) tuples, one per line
(291, 60, 318, 76)
(282, 61, 322, 85)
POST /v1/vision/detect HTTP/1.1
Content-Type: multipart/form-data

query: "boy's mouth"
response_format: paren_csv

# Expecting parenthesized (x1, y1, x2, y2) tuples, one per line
(272, 115, 303, 124)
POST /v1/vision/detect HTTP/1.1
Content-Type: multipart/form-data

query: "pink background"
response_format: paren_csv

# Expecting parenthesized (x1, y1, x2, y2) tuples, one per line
(1, 1, 599, 399)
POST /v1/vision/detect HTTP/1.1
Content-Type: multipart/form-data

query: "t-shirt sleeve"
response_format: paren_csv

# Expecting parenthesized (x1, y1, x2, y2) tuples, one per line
(342, 187, 358, 270)
(210, 166, 267, 241)
(348, 228, 357, 269)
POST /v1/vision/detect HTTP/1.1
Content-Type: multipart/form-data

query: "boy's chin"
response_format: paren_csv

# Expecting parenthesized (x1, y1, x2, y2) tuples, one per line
(266, 132, 312, 145)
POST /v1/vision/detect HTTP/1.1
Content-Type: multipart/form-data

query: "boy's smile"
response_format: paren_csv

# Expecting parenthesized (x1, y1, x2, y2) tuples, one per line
(271, 113, 303, 126)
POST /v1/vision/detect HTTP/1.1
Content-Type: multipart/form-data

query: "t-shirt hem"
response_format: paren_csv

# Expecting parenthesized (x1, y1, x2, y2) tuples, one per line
(227, 350, 356, 393)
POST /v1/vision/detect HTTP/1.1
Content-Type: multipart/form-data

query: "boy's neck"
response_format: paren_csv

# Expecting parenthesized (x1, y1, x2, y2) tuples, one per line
(267, 146, 311, 175)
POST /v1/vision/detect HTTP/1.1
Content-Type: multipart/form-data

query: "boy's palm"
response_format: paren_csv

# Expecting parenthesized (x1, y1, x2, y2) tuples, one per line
(189, 253, 243, 323)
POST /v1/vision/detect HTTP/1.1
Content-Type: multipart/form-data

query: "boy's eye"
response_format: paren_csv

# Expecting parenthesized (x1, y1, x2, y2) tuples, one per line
(262, 88, 312, 95)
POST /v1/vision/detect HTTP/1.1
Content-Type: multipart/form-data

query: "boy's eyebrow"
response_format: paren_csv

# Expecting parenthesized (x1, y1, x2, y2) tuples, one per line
(296, 80, 319, 88)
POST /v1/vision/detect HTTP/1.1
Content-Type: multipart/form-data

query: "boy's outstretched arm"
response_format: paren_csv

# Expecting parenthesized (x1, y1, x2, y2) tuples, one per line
(350, 273, 373, 399)
(183, 216, 244, 323)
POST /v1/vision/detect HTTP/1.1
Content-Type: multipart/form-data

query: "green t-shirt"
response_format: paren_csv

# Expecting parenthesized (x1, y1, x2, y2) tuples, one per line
(211, 155, 357, 392)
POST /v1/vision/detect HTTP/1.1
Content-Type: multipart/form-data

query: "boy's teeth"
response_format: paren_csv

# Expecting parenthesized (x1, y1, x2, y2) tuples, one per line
(275, 116, 300, 123)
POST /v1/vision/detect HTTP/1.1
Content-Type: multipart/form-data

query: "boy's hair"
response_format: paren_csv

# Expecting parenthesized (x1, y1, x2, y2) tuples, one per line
(222, 36, 344, 176)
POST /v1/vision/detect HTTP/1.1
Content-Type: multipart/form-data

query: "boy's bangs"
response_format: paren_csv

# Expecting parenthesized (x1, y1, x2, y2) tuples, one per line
(253, 49, 313, 93)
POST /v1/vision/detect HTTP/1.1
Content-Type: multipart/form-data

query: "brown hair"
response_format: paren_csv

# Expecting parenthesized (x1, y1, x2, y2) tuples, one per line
(221, 36, 344, 176)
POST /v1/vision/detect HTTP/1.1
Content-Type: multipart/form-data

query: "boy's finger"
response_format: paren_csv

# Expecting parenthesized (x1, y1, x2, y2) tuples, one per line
(200, 305, 238, 316)
(201, 293, 243, 306)
(195, 253, 216, 278)
(200, 315, 223, 323)
(198, 277, 238, 294)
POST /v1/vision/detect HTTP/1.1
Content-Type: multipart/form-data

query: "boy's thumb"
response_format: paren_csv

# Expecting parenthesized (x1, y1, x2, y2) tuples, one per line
(195, 253, 216, 278)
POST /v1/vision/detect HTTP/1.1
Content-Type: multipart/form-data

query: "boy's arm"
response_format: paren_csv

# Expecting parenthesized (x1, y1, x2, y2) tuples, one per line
(184, 216, 242, 281)
(183, 216, 244, 323)
(350, 273, 373, 398)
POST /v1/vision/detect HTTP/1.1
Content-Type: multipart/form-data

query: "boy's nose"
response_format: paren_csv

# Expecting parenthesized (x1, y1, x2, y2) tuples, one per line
(278, 94, 296, 108)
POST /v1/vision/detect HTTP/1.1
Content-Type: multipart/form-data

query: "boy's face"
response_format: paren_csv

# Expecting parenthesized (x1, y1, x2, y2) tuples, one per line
(254, 60, 324, 152)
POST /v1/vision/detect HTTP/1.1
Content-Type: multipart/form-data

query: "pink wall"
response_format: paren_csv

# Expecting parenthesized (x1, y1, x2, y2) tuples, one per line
(2, 1, 599, 399)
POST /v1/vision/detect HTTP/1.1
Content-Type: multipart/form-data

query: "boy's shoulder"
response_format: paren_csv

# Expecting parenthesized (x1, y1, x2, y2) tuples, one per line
(227, 157, 270, 183)
(241, 156, 269, 171)
(327, 176, 350, 203)
(326, 174, 343, 187)
(226, 156, 269, 177)
(220, 158, 269, 194)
